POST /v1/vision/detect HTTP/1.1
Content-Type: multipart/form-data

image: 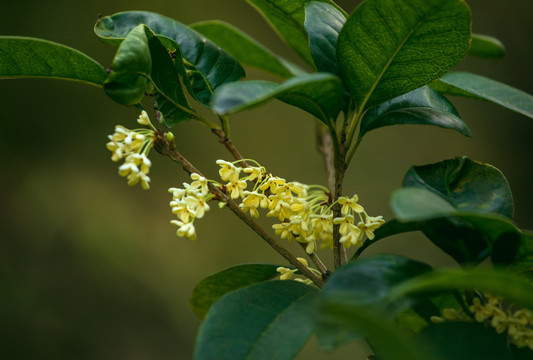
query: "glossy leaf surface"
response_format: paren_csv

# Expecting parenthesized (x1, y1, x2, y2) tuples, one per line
(391, 187, 457, 222)
(337, 0, 471, 111)
(191, 20, 300, 78)
(95, 11, 245, 105)
(359, 86, 471, 139)
(194, 281, 317, 360)
(0, 36, 107, 86)
(317, 254, 432, 350)
(211, 73, 344, 125)
(317, 301, 427, 360)
(403, 156, 514, 218)
(388, 268, 533, 310)
(469, 33, 506, 59)
(244, 0, 347, 67)
(431, 71, 533, 119)
(190, 264, 280, 320)
(103, 25, 191, 126)
(103, 25, 153, 105)
(304, 1, 346, 74)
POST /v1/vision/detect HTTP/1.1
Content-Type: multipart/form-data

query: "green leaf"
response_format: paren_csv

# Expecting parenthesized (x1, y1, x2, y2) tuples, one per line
(95, 11, 245, 105)
(337, 0, 471, 111)
(387, 268, 533, 310)
(190, 264, 280, 320)
(493, 231, 533, 276)
(403, 156, 514, 218)
(431, 71, 533, 119)
(418, 213, 519, 264)
(103, 25, 192, 126)
(190, 20, 302, 78)
(316, 301, 428, 360)
(469, 33, 506, 59)
(304, 1, 346, 74)
(352, 219, 423, 259)
(317, 254, 432, 350)
(244, 0, 347, 67)
(103, 25, 153, 105)
(359, 86, 471, 139)
(0, 36, 107, 86)
(391, 187, 457, 222)
(211, 73, 344, 125)
(147, 32, 191, 126)
(414, 322, 516, 360)
(194, 281, 317, 360)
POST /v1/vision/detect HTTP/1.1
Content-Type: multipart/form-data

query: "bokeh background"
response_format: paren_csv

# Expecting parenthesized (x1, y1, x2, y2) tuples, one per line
(1, 0, 532, 358)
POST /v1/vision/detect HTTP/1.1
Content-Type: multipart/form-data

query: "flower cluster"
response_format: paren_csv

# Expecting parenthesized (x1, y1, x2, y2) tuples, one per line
(106, 111, 156, 189)
(216, 159, 384, 254)
(168, 159, 384, 255)
(169, 173, 213, 241)
(431, 292, 533, 349)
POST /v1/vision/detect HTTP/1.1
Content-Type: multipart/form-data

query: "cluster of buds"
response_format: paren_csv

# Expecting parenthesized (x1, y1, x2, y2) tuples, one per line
(106, 111, 156, 189)
(168, 159, 384, 255)
(431, 292, 533, 349)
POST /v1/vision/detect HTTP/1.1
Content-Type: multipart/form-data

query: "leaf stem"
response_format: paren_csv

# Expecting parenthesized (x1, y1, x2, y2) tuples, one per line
(154, 131, 324, 288)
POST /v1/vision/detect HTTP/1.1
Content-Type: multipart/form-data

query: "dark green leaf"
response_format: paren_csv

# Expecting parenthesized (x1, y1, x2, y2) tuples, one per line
(190, 263, 280, 320)
(103, 25, 192, 126)
(352, 219, 423, 259)
(103, 25, 153, 105)
(359, 86, 471, 139)
(316, 301, 428, 360)
(95, 11, 245, 105)
(391, 187, 457, 222)
(147, 32, 191, 126)
(415, 322, 515, 360)
(304, 1, 346, 74)
(191, 20, 302, 78)
(211, 73, 344, 125)
(418, 213, 519, 264)
(403, 156, 514, 218)
(337, 0, 471, 111)
(493, 231, 533, 277)
(469, 33, 506, 59)
(388, 268, 533, 310)
(194, 281, 317, 360)
(0, 36, 107, 86)
(431, 71, 533, 119)
(317, 254, 432, 350)
(244, 0, 347, 67)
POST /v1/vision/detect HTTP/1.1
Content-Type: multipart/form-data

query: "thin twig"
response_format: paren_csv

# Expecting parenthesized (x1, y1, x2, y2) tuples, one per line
(332, 144, 348, 269)
(154, 131, 324, 288)
(315, 122, 335, 194)
(297, 242, 330, 281)
(211, 129, 248, 168)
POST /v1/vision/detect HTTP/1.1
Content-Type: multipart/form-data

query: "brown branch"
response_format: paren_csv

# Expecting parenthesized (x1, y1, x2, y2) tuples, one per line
(154, 131, 324, 288)
(211, 129, 248, 168)
(297, 242, 330, 281)
(315, 122, 335, 194)
(332, 144, 348, 269)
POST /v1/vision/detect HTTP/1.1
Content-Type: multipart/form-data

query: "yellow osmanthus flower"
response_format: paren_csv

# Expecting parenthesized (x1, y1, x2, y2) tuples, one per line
(433, 292, 533, 350)
(106, 111, 156, 189)
(168, 159, 384, 258)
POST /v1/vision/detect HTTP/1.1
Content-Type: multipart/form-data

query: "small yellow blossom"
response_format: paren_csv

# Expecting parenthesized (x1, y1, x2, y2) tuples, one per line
(276, 267, 297, 280)
(216, 160, 241, 182)
(338, 195, 364, 215)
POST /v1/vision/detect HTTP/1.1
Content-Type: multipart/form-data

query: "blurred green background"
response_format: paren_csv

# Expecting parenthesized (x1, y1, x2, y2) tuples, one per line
(1, 0, 532, 358)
